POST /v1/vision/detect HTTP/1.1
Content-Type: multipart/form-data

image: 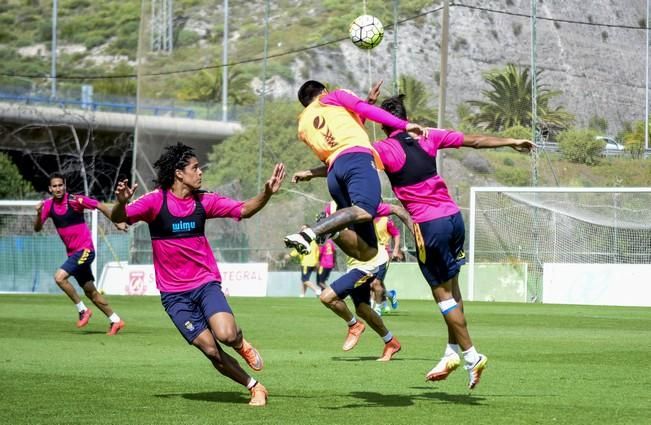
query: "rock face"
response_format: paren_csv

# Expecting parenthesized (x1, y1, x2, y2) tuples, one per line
(275, 0, 647, 133)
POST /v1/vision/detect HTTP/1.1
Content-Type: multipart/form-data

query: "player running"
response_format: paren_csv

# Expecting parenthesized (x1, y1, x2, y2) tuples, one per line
(33, 173, 127, 335)
(111, 143, 285, 406)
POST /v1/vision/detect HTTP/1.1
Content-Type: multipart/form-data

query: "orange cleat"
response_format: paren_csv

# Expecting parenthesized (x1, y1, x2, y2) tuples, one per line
(342, 321, 366, 351)
(76, 308, 93, 328)
(236, 339, 264, 371)
(377, 337, 401, 362)
(249, 383, 268, 406)
(107, 320, 125, 336)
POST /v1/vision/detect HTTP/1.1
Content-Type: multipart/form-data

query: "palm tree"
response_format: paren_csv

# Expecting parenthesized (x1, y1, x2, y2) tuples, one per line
(468, 64, 574, 134)
(395, 75, 438, 127)
(176, 66, 256, 106)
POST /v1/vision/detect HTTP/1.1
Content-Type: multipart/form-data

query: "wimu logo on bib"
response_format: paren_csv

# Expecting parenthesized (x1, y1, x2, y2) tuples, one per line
(172, 220, 196, 233)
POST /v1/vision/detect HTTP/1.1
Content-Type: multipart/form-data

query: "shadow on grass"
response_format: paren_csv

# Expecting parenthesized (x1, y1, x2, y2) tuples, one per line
(331, 356, 430, 362)
(325, 390, 485, 409)
(156, 391, 249, 404)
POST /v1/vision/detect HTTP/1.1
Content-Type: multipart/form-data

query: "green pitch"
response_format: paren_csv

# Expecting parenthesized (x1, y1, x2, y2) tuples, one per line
(0, 295, 649, 425)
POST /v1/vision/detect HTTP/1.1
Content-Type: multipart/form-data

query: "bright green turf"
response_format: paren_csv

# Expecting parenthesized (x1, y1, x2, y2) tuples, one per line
(1, 295, 649, 425)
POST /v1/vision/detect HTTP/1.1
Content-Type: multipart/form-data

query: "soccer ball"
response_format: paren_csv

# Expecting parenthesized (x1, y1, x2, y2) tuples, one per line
(349, 15, 384, 49)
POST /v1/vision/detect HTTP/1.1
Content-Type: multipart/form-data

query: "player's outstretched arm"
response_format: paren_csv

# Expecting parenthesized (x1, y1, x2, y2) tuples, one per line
(33, 201, 44, 232)
(111, 179, 138, 223)
(291, 165, 327, 183)
(463, 134, 536, 152)
(388, 203, 414, 236)
(241, 163, 286, 218)
(97, 202, 129, 232)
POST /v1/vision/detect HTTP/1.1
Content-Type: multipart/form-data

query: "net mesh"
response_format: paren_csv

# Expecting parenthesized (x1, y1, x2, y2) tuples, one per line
(471, 188, 651, 301)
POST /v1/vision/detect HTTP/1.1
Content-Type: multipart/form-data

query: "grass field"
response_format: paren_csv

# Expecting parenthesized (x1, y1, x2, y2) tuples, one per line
(0, 295, 649, 425)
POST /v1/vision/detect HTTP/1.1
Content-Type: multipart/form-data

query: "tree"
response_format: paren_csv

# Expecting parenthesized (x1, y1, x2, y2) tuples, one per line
(176, 66, 256, 107)
(558, 128, 602, 165)
(0, 152, 34, 199)
(396, 75, 438, 127)
(622, 120, 648, 159)
(468, 64, 574, 135)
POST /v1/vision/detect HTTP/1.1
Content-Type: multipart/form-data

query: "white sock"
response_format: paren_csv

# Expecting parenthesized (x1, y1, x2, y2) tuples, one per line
(75, 301, 87, 313)
(382, 331, 393, 343)
(109, 313, 121, 323)
(445, 343, 461, 357)
(463, 346, 479, 366)
(347, 317, 357, 326)
(246, 377, 257, 390)
(303, 227, 316, 241)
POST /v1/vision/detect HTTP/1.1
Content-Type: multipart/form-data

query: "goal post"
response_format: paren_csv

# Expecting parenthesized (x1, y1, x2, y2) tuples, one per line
(0, 200, 128, 294)
(468, 187, 651, 304)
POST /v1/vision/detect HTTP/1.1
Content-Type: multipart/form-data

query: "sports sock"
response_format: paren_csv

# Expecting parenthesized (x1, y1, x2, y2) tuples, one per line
(347, 317, 358, 326)
(246, 378, 257, 390)
(302, 227, 316, 241)
(463, 346, 479, 366)
(445, 343, 461, 357)
(109, 313, 121, 323)
(75, 301, 87, 313)
(382, 331, 393, 343)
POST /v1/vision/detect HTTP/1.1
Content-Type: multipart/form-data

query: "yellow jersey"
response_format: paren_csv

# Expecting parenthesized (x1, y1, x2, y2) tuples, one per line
(297, 92, 383, 169)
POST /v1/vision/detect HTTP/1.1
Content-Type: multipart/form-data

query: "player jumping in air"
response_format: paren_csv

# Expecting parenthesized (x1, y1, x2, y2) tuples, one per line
(285, 80, 426, 262)
(373, 88, 534, 389)
(34, 173, 127, 335)
(111, 143, 285, 406)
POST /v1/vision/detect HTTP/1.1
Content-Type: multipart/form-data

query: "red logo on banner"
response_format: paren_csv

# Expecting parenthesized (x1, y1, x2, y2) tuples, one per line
(126, 270, 147, 295)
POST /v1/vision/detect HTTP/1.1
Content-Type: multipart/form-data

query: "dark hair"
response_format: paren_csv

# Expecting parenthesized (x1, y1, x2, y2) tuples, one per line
(49, 172, 66, 184)
(297, 80, 326, 107)
(153, 143, 197, 189)
(380, 94, 408, 134)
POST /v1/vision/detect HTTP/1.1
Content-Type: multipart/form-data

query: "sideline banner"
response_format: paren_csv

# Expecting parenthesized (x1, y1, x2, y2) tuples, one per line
(543, 263, 651, 307)
(98, 262, 268, 297)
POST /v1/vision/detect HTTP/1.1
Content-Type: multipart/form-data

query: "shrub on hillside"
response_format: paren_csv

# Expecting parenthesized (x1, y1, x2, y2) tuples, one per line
(558, 128, 602, 165)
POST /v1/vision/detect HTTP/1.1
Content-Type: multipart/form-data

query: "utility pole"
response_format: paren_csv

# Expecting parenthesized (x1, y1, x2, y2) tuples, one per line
(151, 0, 173, 53)
(222, 0, 229, 121)
(436, 0, 449, 174)
(51, 0, 57, 99)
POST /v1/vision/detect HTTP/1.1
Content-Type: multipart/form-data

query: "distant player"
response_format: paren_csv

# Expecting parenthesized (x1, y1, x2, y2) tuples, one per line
(374, 90, 534, 389)
(285, 80, 426, 263)
(317, 237, 337, 290)
(33, 173, 127, 335)
(319, 201, 412, 361)
(287, 225, 322, 297)
(111, 143, 285, 406)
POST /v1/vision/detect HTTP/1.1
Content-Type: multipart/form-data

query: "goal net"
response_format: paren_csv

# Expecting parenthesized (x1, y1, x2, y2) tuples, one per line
(468, 187, 651, 303)
(0, 201, 128, 293)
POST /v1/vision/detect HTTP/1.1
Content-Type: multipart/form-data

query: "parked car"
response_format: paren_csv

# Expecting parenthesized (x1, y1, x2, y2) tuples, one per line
(596, 136, 625, 156)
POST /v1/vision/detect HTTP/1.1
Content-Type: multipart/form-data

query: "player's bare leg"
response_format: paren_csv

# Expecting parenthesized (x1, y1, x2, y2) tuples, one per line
(81, 281, 114, 317)
(54, 269, 82, 304)
(208, 312, 263, 371)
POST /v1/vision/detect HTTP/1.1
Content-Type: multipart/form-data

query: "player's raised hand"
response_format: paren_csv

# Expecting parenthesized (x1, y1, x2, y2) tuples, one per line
(367, 80, 383, 105)
(291, 169, 313, 183)
(114, 222, 129, 232)
(265, 163, 286, 194)
(511, 139, 537, 153)
(115, 179, 138, 204)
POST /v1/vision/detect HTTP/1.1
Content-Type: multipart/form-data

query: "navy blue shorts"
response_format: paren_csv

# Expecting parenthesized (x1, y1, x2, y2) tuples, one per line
(414, 212, 466, 287)
(317, 267, 333, 285)
(160, 281, 233, 344)
(300, 266, 316, 282)
(327, 152, 381, 249)
(60, 249, 95, 286)
(331, 263, 387, 307)
(374, 261, 388, 282)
